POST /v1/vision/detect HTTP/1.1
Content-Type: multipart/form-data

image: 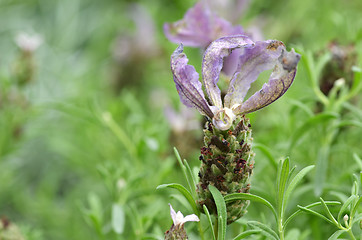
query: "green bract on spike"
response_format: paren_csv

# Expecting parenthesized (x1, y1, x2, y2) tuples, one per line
(196, 116, 255, 224)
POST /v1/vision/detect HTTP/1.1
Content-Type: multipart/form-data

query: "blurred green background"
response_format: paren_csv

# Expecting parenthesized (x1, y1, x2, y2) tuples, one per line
(0, 0, 362, 239)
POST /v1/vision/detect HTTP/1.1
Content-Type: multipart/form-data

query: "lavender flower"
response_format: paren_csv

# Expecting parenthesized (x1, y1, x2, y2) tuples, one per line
(171, 35, 300, 131)
(164, 204, 199, 240)
(208, 0, 250, 24)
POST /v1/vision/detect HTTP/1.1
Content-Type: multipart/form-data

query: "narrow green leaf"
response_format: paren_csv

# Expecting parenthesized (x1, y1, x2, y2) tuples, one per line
(247, 221, 279, 240)
(183, 158, 197, 195)
(352, 213, 362, 224)
(284, 201, 341, 228)
(351, 196, 362, 218)
(285, 229, 301, 240)
(334, 120, 362, 129)
(112, 203, 125, 234)
(328, 230, 347, 240)
(283, 165, 315, 209)
(314, 144, 330, 196)
(253, 143, 278, 170)
(352, 181, 359, 196)
(288, 99, 314, 117)
(203, 205, 216, 240)
(354, 154, 362, 170)
(277, 158, 290, 217)
(209, 185, 227, 240)
(173, 148, 194, 196)
(315, 52, 332, 80)
(224, 193, 277, 220)
(156, 183, 199, 215)
(337, 195, 358, 223)
(320, 198, 339, 226)
(289, 112, 338, 150)
(233, 229, 261, 240)
(297, 205, 334, 225)
(346, 68, 362, 99)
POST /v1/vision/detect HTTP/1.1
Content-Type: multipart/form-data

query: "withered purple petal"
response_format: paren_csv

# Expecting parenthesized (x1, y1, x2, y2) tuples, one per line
(202, 35, 254, 109)
(163, 2, 244, 49)
(171, 44, 214, 118)
(224, 40, 285, 108)
(233, 49, 301, 114)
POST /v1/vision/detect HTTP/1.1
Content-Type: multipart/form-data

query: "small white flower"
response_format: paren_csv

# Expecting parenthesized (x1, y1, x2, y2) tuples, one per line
(169, 204, 199, 228)
(15, 33, 43, 52)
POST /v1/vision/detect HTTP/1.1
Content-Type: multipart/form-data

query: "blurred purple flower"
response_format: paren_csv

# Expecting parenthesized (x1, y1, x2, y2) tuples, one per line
(164, 1, 244, 48)
(208, 0, 250, 24)
(164, 0, 261, 76)
(171, 36, 301, 130)
(113, 4, 159, 62)
(164, 105, 200, 133)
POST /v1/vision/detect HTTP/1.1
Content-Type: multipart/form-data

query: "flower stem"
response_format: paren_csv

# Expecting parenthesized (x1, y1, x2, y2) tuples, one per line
(214, 219, 218, 240)
(347, 229, 356, 240)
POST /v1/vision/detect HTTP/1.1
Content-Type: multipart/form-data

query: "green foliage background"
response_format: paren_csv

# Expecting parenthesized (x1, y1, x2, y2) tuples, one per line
(0, 0, 361, 239)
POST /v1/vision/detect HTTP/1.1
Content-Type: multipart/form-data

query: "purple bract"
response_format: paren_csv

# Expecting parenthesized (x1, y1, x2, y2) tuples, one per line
(170, 35, 301, 130)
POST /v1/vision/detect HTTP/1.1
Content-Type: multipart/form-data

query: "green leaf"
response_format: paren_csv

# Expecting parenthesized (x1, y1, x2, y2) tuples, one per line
(283, 165, 315, 210)
(337, 195, 358, 222)
(289, 112, 339, 150)
(277, 158, 290, 217)
(297, 205, 334, 225)
(224, 193, 277, 220)
(209, 185, 227, 240)
(284, 201, 341, 228)
(247, 221, 279, 240)
(345, 67, 362, 99)
(352, 181, 359, 196)
(285, 229, 300, 240)
(314, 144, 330, 196)
(233, 229, 261, 240)
(354, 154, 362, 171)
(253, 143, 278, 170)
(111, 203, 125, 234)
(173, 148, 194, 197)
(315, 52, 332, 80)
(203, 205, 216, 240)
(288, 99, 314, 117)
(156, 183, 199, 215)
(320, 198, 339, 226)
(328, 230, 347, 240)
(351, 196, 362, 218)
(183, 158, 197, 193)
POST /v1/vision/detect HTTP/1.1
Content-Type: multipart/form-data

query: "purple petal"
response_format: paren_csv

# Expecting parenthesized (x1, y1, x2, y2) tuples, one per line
(171, 44, 214, 118)
(224, 40, 285, 108)
(202, 35, 254, 108)
(233, 49, 301, 114)
(164, 2, 244, 48)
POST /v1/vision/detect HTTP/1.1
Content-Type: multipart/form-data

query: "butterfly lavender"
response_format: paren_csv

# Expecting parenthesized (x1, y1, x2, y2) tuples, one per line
(171, 35, 301, 131)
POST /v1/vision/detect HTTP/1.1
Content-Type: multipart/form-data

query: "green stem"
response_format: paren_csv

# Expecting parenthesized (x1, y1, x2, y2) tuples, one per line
(198, 221, 205, 240)
(214, 219, 218, 240)
(278, 218, 284, 240)
(347, 228, 356, 240)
